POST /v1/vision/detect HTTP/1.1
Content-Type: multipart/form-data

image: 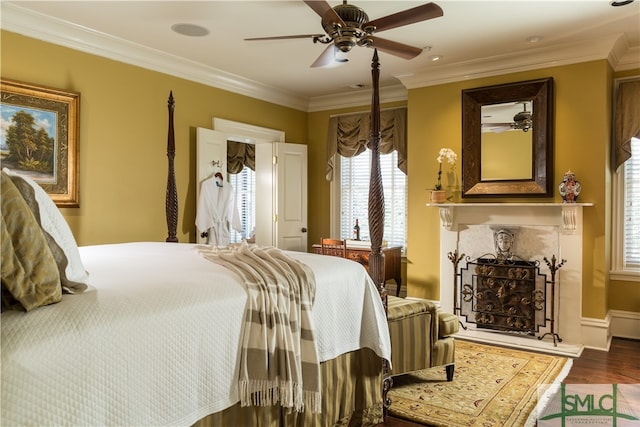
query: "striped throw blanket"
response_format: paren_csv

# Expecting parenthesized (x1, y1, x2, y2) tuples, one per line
(199, 242, 321, 414)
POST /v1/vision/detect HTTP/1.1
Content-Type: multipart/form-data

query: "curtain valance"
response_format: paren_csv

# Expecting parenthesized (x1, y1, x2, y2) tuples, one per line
(227, 140, 255, 174)
(614, 79, 640, 171)
(326, 107, 407, 181)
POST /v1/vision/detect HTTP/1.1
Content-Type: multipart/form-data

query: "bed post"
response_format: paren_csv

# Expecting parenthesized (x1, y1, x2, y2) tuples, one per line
(368, 49, 392, 416)
(165, 91, 178, 243)
(367, 50, 386, 307)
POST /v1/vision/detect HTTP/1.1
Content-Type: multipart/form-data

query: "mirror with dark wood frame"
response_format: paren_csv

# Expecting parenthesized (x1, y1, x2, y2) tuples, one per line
(461, 77, 554, 197)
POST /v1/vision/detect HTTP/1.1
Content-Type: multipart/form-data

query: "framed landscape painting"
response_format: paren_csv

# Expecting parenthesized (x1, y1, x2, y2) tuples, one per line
(1, 79, 80, 207)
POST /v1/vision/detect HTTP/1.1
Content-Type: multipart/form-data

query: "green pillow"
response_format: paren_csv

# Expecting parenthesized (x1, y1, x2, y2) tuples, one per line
(7, 171, 87, 294)
(1, 171, 62, 311)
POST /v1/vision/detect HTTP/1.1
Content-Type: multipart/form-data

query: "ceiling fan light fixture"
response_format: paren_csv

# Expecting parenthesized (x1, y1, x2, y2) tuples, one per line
(335, 36, 357, 52)
(513, 118, 532, 132)
(334, 49, 349, 63)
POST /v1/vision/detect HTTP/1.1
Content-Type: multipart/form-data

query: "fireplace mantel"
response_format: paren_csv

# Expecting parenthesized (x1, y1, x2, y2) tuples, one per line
(428, 202, 595, 356)
(427, 202, 594, 233)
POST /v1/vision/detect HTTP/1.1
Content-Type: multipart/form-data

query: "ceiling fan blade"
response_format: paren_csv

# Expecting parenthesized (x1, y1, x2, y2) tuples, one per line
(482, 123, 515, 133)
(303, 0, 333, 17)
(491, 126, 513, 133)
(303, 0, 346, 28)
(366, 2, 444, 33)
(482, 123, 513, 127)
(368, 36, 423, 60)
(245, 34, 324, 41)
(310, 44, 336, 68)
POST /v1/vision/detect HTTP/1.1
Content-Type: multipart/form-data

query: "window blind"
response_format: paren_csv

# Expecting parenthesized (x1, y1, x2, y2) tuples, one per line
(623, 137, 640, 269)
(339, 150, 406, 250)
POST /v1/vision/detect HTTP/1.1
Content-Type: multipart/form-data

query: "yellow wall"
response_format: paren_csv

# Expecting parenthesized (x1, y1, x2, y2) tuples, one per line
(3, 30, 637, 317)
(406, 61, 616, 319)
(1, 31, 306, 244)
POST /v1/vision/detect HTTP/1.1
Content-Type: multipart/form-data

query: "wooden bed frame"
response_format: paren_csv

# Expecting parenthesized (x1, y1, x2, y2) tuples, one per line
(163, 49, 392, 417)
(365, 50, 394, 411)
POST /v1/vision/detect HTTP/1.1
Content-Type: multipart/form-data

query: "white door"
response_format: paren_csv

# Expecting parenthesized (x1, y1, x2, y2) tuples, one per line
(254, 143, 274, 247)
(274, 143, 308, 252)
(196, 127, 227, 244)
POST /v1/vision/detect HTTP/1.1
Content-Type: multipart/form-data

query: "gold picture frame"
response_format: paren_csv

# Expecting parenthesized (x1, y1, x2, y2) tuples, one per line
(1, 79, 80, 207)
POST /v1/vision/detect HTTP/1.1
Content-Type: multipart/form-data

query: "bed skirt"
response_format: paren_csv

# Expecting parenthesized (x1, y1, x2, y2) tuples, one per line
(193, 348, 384, 427)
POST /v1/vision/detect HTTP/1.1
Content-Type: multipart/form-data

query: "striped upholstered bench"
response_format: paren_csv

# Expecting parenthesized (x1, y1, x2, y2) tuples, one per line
(387, 295, 458, 381)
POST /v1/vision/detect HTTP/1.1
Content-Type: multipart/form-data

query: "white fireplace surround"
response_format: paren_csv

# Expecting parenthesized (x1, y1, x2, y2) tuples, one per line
(428, 202, 594, 357)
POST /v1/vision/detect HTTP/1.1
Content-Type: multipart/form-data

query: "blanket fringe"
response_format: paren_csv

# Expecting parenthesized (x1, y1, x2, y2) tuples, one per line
(203, 243, 322, 415)
(305, 389, 323, 414)
(240, 380, 322, 414)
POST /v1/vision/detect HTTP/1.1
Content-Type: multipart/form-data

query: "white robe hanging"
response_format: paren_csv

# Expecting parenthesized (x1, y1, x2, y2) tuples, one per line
(195, 177, 242, 246)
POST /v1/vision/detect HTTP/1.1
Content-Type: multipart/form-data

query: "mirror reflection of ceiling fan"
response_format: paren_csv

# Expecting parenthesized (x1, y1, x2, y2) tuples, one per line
(245, 0, 444, 68)
(482, 101, 533, 133)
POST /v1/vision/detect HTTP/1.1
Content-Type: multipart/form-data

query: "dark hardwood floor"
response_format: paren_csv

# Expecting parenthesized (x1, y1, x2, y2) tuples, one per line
(562, 337, 640, 384)
(380, 337, 640, 426)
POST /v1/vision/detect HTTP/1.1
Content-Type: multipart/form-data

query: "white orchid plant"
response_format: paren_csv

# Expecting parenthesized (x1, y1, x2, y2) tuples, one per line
(434, 148, 457, 190)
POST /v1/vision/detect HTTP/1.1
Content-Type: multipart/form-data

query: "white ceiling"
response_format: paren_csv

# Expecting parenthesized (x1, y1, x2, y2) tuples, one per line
(2, 1, 639, 111)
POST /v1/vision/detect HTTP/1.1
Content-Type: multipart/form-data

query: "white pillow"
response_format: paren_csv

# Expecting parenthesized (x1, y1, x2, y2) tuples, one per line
(2, 168, 89, 285)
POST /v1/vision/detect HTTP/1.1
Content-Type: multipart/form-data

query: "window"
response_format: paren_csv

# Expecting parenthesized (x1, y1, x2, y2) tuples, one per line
(229, 167, 256, 244)
(336, 149, 407, 250)
(612, 136, 640, 281)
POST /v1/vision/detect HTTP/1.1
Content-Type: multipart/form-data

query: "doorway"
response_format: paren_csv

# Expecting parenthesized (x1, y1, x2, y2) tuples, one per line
(196, 118, 308, 251)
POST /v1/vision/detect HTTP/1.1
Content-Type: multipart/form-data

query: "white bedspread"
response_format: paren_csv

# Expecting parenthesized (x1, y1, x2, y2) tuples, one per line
(0, 242, 391, 426)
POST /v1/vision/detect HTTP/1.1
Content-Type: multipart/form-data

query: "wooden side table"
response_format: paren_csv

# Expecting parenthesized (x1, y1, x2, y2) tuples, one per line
(312, 244, 403, 296)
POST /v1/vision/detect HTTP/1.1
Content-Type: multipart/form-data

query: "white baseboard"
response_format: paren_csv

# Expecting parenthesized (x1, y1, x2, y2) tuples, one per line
(610, 309, 640, 340)
(581, 314, 612, 351)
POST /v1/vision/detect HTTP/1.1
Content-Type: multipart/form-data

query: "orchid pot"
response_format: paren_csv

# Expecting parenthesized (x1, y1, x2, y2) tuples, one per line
(430, 190, 447, 203)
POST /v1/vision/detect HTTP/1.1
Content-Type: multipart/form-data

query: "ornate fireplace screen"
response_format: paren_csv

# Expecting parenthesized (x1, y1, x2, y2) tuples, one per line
(459, 256, 547, 335)
(449, 228, 566, 346)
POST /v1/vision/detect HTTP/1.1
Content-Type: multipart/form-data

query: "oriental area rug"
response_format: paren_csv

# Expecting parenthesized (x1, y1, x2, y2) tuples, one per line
(387, 340, 573, 427)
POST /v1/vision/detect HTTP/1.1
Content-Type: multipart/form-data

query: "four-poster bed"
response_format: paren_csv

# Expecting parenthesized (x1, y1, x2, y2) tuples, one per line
(1, 49, 394, 426)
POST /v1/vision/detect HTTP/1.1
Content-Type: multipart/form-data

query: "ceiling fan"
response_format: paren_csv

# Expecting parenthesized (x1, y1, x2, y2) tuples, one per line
(245, 0, 444, 67)
(482, 102, 533, 133)
(512, 103, 533, 131)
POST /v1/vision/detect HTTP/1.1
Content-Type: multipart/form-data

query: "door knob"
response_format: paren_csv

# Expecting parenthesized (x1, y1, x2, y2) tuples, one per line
(301, 227, 308, 233)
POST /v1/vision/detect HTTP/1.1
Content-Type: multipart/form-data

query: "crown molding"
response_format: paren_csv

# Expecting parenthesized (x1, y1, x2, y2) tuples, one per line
(0, 2, 310, 111)
(397, 33, 638, 89)
(307, 84, 407, 112)
(609, 35, 640, 71)
(615, 46, 640, 71)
